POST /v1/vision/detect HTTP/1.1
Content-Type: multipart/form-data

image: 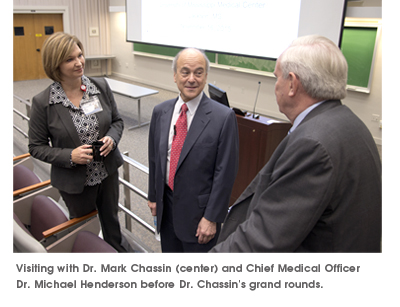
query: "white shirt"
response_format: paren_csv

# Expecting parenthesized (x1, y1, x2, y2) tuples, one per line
(166, 92, 203, 184)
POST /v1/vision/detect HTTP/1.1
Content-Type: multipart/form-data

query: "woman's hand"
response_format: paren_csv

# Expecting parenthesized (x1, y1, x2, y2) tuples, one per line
(99, 136, 115, 157)
(71, 144, 93, 165)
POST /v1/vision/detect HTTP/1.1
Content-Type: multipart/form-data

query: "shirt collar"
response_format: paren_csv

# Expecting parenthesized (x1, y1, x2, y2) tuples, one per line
(176, 91, 203, 115)
(289, 100, 326, 133)
(49, 75, 101, 106)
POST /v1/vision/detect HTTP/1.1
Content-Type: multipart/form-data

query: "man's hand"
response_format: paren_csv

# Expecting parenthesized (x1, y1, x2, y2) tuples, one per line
(148, 201, 157, 216)
(196, 217, 216, 244)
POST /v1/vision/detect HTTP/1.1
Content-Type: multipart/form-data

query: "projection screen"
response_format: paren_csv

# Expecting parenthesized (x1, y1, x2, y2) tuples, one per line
(126, 0, 347, 60)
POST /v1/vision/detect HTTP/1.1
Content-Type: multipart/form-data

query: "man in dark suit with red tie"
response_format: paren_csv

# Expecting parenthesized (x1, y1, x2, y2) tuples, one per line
(148, 48, 239, 252)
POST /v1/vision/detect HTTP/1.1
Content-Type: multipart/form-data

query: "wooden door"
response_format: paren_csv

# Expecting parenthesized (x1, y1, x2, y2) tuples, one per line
(13, 14, 63, 81)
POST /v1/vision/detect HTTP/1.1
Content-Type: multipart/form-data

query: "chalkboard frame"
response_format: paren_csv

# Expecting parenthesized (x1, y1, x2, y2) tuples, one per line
(341, 19, 381, 93)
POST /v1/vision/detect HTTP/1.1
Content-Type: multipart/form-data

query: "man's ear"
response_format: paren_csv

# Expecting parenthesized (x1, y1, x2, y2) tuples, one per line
(288, 72, 299, 97)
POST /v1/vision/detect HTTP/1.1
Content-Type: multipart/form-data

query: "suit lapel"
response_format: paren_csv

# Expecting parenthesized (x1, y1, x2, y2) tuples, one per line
(159, 99, 176, 178)
(232, 135, 290, 207)
(177, 96, 211, 170)
(96, 100, 107, 138)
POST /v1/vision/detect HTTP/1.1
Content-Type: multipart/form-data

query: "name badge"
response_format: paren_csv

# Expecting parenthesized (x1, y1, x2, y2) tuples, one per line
(80, 95, 103, 115)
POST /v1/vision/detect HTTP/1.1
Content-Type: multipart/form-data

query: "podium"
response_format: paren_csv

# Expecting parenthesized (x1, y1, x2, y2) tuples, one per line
(230, 113, 291, 205)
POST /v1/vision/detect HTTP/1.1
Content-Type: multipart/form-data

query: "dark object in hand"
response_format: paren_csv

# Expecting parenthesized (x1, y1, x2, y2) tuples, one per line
(92, 141, 104, 162)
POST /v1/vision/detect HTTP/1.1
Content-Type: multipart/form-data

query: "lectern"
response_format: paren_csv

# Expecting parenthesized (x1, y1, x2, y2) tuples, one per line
(230, 113, 291, 205)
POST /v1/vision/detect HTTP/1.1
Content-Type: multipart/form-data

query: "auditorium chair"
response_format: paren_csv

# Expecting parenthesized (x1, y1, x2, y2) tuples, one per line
(13, 153, 51, 198)
(71, 231, 117, 253)
(14, 216, 115, 253)
(13, 187, 102, 252)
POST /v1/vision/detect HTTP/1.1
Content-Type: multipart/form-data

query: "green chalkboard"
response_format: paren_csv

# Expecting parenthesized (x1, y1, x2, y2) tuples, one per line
(341, 27, 377, 88)
(134, 26, 378, 89)
(134, 43, 182, 57)
(217, 54, 276, 72)
(134, 43, 216, 62)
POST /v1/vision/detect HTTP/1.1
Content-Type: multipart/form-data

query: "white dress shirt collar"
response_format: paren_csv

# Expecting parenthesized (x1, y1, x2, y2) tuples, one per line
(176, 91, 203, 117)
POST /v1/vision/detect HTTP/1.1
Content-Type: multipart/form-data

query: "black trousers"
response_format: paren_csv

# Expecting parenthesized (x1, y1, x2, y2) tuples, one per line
(59, 171, 132, 252)
(160, 185, 220, 253)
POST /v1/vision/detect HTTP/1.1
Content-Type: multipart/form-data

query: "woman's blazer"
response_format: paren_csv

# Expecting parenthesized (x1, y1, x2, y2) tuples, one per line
(28, 77, 124, 194)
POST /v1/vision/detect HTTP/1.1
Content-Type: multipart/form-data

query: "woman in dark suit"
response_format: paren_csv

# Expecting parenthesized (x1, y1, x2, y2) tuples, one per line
(28, 32, 131, 252)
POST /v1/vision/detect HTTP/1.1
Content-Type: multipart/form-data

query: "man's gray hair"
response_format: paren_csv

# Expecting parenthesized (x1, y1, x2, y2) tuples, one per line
(279, 35, 348, 100)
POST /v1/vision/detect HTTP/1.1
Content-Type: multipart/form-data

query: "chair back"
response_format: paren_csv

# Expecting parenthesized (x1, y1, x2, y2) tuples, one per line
(13, 214, 46, 253)
(30, 195, 69, 241)
(13, 164, 41, 191)
(71, 231, 117, 253)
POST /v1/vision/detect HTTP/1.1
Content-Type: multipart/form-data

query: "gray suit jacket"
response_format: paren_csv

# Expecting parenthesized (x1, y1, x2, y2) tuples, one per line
(28, 77, 124, 194)
(148, 94, 239, 243)
(211, 100, 382, 252)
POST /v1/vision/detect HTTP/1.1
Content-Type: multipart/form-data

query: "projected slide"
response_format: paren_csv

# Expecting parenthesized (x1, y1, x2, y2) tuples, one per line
(127, 0, 346, 60)
(142, 1, 300, 58)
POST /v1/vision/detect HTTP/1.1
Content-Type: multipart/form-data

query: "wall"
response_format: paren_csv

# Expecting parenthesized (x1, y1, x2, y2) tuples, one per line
(13, 0, 111, 76)
(13, 0, 383, 144)
(109, 1, 383, 144)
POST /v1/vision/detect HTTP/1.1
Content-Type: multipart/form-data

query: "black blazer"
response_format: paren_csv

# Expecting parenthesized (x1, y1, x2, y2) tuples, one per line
(28, 77, 124, 194)
(148, 94, 239, 243)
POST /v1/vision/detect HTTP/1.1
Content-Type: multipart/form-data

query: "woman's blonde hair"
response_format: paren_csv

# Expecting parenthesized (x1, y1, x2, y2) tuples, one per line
(42, 32, 84, 82)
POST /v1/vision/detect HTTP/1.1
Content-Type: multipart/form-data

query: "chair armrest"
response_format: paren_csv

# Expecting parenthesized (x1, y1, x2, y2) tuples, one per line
(13, 153, 34, 169)
(13, 179, 51, 197)
(42, 210, 98, 238)
(13, 153, 31, 162)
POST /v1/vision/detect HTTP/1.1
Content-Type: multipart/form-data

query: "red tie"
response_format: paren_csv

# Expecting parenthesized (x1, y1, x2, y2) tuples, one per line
(169, 103, 188, 190)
